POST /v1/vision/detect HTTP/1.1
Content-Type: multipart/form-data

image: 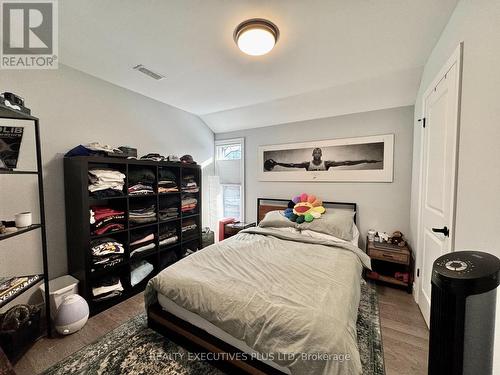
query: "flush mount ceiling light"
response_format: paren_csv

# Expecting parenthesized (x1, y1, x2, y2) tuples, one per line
(234, 18, 279, 56)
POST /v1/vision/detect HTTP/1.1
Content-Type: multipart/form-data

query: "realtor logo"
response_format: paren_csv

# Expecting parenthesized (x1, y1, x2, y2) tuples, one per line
(0, 0, 58, 69)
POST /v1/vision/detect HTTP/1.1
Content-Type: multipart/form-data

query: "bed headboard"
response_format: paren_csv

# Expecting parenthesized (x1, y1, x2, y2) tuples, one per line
(257, 198, 357, 224)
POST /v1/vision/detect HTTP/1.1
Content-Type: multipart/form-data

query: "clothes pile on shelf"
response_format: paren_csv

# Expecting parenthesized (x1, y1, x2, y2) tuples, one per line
(180, 154, 197, 165)
(159, 226, 178, 247)
(159, 196, 179, 221)
(92, 276, 124, 302)
(129, 202, 157, 225)
(88, 168, 125, 198)
(181, 174, 199, 193)
(158, 169, 178, 193)
(181, 219, 198, 237)
(140, 153, 165, 162)
(66, 143, 137, 158)
(128, 168, 156, 196)
(130, 260, 154, 287)
(130, 229, 156, 257)
(181, 194, 198, 214)
(139, 154, 183, 163)
(90, 206, 125, 235)
(90, 237, 125, 272)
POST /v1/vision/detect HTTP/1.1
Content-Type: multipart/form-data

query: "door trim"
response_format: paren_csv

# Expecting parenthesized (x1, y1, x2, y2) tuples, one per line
(414, 43, 463, 315)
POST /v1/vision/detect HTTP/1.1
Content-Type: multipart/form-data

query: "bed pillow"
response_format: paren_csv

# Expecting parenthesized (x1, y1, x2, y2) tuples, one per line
(301, 223, 360, 246)
(258, 210, 296, 229)
(351, 223, 360, 246)
(297, 210, 355, 241)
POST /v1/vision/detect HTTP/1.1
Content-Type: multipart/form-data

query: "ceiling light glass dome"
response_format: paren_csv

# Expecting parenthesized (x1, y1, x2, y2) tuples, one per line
(234, 19, 279, 56)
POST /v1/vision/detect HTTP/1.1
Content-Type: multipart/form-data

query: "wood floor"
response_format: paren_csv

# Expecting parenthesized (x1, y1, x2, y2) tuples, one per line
(375, 285, 429, 375)
(13, 293, 145, 375)
(14, 285, 428, 375)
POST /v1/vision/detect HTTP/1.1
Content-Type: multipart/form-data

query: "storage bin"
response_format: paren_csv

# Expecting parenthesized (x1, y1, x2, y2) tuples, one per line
(39, 275, 79, 319)
(0, 306, 41, 363)
(201, 227, 214, 248)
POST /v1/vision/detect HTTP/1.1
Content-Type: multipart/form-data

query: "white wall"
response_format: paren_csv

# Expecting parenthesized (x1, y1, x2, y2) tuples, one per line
(216, 105, 414, 249)
(0, 64, 214, 283)
(409, 0, 500, 370)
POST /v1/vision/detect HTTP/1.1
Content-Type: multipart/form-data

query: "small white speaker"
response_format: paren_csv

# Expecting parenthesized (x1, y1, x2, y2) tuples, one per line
(54, 294, 89, 335)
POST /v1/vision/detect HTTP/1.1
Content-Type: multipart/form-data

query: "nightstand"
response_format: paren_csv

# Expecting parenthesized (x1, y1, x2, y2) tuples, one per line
(224, 222, 256, 239)
(365, 237, 414, 293)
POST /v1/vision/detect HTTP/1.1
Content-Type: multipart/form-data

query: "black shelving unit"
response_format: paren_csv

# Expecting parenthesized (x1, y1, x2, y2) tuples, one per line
(0, 103, 51, 336)
(64, 156, 202, 315)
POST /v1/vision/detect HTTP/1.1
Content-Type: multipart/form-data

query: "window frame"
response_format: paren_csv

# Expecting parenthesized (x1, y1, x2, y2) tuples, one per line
(215, 138, 245, 222)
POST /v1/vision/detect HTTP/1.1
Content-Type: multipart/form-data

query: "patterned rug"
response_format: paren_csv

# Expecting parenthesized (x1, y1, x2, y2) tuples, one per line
(43, 282, 384, 375)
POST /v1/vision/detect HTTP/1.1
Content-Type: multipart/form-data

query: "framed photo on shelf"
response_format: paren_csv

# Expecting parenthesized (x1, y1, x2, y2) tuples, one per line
(258, 134, 394, 182)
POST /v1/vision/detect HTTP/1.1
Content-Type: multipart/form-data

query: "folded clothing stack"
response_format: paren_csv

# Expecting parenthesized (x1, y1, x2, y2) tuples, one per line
(90, 237, 125, 271)
(130, 229, 156, 257)
(159, 226, 178, 247)
(140, 153, 165, 162)
(92, 276, 124, 302)
(158, 169, 178, 193)
(181, 174, 199, 193)
(181, 194, 198, 213)
(128, 168, 156, 196)
(65, 143, 131, 158)
(90, 206, 125, 235)
(130, 260, 154, 287)
(129, 203, 157, 225)
(88, 168, 125, 198)
(181, 219, 197, 236)
(159, 196, 179, 221)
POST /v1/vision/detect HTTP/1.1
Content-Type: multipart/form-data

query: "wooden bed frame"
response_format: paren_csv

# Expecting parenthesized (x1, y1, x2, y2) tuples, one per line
(256, 198, 357, 225)
(147, 198, 358, 374)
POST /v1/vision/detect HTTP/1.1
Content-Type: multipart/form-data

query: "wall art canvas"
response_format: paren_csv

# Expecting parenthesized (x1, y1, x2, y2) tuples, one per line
(258, 134, 394, 182)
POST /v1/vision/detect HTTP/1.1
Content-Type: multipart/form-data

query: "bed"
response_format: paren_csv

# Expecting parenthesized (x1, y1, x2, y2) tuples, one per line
(146, 198, 371, 375)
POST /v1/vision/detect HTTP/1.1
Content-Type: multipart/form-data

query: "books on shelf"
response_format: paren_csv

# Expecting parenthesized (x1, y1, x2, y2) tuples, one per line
(0, 275, 42, 306)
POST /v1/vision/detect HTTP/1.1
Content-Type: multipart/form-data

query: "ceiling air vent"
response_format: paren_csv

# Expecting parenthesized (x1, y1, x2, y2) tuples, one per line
(132, 65, 165, 81)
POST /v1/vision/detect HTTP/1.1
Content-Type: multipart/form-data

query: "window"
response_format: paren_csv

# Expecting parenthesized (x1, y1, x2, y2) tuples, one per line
(214, 138, 244, 222)
(222, 184, 241, 218)
(217, 144, 241, 160)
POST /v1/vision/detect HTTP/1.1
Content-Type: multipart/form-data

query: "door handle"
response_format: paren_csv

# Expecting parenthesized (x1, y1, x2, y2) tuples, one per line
(432, 226, 449, 237)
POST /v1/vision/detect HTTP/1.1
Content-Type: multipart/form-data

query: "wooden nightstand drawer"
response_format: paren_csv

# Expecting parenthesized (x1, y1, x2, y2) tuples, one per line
(368, 248, 409, 265)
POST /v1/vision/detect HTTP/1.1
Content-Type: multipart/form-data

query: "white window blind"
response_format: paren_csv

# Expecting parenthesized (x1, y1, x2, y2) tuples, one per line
(214, 138, 244, 221)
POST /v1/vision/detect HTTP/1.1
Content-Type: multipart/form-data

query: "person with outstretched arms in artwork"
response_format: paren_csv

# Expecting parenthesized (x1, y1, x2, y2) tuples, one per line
(264, 147, 381, 171)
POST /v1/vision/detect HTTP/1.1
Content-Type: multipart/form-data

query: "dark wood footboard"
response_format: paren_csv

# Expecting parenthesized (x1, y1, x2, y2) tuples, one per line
(147, 303, 286, 375)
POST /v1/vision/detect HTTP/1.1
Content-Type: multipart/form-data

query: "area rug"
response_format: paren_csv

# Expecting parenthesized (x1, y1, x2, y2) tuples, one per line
(43, 281, 384, 375)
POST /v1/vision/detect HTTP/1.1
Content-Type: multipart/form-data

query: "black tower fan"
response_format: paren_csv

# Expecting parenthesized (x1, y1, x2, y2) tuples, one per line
(429, 251, 500, 375)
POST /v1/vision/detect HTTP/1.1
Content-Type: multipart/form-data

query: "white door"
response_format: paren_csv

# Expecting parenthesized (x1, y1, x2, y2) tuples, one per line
(417, 45, 462, 326)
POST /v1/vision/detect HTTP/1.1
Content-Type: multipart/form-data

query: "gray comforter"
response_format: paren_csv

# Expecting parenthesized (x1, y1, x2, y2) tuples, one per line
(145, 227, 371, 375)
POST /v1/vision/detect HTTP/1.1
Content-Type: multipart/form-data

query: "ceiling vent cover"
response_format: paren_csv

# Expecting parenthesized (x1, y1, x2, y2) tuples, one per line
(132, 65, 165, 81)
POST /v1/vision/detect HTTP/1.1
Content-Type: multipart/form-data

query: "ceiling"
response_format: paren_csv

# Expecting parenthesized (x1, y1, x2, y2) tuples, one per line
(59, 0, 458, 133)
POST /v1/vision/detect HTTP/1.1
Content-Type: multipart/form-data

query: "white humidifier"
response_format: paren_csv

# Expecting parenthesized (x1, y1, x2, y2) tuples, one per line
(54, 294, 89, 335)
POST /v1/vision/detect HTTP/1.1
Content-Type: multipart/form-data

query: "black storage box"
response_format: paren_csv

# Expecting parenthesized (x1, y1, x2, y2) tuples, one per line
(0, 308, 41, 363)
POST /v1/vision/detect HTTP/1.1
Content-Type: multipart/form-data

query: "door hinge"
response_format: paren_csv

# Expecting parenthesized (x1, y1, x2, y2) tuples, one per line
(418, 118, 426, 128)
(417, 268, 420, 277)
